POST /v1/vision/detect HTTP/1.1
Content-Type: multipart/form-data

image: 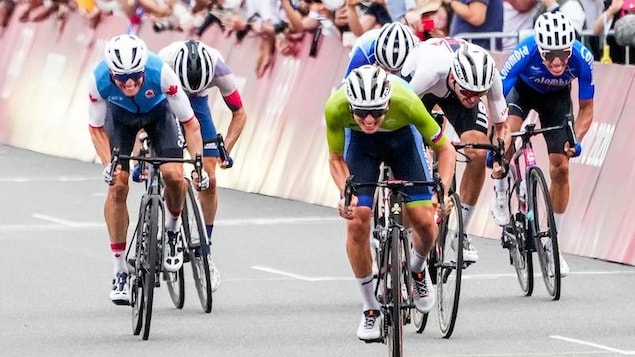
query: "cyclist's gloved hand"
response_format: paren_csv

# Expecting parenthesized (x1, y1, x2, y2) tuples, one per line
(198, 170, 210, 190)
(565, 141, 582, 158)
(103, 163, 114, 185)
(221, 155, 234, 169)
(131, 163, 144, 182)
(486, 151, 495, 169)
(572, 142, 582, 157)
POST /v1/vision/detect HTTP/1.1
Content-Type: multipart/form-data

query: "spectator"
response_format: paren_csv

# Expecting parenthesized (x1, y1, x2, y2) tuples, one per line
(502, 0, 539, 52)
(0, 0, 15, 32)
(592, 0, 635, 64)
(446, 0, 504, 51)
(345, 0, 393, 35)
(405, 0, 452, 39)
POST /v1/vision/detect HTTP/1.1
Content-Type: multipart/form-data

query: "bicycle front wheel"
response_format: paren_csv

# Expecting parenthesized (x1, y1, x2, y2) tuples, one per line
(182, 179, 213, 313)
(165, 266, 185, 309)
(436, 192, 463, 339)
(508, 182, 533, 296)
(387, 228, 403, 357)
(528, 167, 561, 300)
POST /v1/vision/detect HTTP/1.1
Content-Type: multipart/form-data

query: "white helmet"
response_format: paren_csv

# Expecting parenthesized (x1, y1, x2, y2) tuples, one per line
(534, 12, 576, 51)
(345, 65, 392, 109)
(451, 43, 496, 93)
(104, 35, 148, 74)
(174, 40, 215, 93)
(374, 22, 418, 71)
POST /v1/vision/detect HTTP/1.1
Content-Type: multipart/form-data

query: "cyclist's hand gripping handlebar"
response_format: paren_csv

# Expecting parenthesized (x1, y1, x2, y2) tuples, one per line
(487, 138, 509, 176)
(192, 153, 209, 191)
(105, 147, 120, 186)
(564, 113, 582, 158)
(216, 133, 234, 169)
(342, 175, 356, 218)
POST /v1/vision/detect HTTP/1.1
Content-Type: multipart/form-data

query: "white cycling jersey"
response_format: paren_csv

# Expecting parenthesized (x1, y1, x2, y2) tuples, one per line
(401, 37, 508, 125)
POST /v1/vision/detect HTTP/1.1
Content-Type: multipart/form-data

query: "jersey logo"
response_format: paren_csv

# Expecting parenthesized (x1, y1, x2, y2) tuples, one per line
(167, 84, 179, 96)
(89, 93, 98, 103)
(145, 90, 155, 98)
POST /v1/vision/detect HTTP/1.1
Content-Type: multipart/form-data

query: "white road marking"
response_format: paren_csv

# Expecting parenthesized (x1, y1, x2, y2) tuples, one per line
(551, 335, 635, 355)
(0, 214, 341, 233)
(0, 176, 100, 182)
(251, 266, 353, 281)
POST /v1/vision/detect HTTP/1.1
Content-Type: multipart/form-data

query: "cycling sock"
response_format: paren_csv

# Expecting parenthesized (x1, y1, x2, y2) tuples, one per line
(494, 177, 509, 192)
(410, 249, 427, 272)
(111, 242, 127, 274)
(206, 224, 214, 250)
(357, 275, 380, 311)
(554, 213, 565, 234)
(461, 204, 474, 228)
(165, 211, 181, 232)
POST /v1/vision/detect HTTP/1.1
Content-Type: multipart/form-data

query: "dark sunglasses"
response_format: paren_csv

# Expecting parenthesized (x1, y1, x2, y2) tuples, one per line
(457, 87, 488, 99)
(352, 108, 387, 118)
(112, 71, 144, 82)
(539, 49, 572, 62)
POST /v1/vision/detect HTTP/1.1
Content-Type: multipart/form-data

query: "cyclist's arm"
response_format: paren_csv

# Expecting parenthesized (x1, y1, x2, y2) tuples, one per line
(575, 45, 595, 142)
(211, 58, 247, 153)
(487, 72, 511, 152)
(87, 76, 111, 165)
(324, 91, 350, 196)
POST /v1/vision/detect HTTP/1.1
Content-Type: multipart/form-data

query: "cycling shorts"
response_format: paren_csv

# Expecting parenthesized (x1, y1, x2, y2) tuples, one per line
(189, 94, 219, 158)
(344, 125, 434, 208)
(506, 79, 572, 154)
(421, 94, 489, 136)
(105, 99, 184, 171)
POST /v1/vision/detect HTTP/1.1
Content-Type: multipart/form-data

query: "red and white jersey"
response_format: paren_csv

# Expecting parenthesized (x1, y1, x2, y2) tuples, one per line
(401, 37, 508, 125)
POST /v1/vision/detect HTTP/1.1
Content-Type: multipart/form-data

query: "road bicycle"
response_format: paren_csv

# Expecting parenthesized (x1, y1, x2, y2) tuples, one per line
(502, 114, 576, 301)
(345, 172, 444, 357)
(413, 138, 506, 339)
(168, 133, 232, 313)
(109, 142, 203, 340)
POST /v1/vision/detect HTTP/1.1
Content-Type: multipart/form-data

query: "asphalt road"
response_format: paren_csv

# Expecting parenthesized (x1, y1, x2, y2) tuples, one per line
(1, 145, 634, 357)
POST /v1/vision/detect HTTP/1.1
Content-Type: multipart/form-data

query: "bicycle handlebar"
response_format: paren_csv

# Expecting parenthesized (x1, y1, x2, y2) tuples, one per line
(109, 147, 204, 186)
(512, 113, 576, 147)
(343, 173, 445, 213)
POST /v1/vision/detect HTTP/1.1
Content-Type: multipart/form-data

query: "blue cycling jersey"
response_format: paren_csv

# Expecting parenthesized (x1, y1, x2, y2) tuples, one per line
(94, 53, 167, 113)
(500, 36, 595, 101)
(343, 29, 379, 78)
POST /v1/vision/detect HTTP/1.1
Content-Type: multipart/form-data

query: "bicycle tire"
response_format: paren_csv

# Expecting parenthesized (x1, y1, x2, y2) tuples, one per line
(131, 209, 145, 336)
(507, 179, 534, 296)
(437, 192, 463, 339)
(528, 167, 561, 300)
(141, 197, 161, 340)
(182, 179, 213, 313)
(165, 266, 185, 309)
(387, 228, 403, 357)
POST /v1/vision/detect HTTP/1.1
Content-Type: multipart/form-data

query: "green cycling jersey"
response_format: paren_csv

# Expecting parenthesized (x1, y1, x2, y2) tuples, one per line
(324, 76, 447, 154)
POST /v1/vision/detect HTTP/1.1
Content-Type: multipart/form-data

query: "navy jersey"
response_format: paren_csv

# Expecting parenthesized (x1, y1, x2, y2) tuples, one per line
(500, 36, 595, 101)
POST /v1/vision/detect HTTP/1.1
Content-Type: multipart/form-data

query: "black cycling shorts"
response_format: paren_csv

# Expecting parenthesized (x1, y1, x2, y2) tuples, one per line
(506, 79, 572, 154)
(421, 94, 489, 136)
(344, 125, 434, 208)
(105, 99, 184, 170)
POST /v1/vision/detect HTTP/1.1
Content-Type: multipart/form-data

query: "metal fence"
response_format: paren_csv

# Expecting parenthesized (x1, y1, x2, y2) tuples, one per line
(454, 30, 632, 65)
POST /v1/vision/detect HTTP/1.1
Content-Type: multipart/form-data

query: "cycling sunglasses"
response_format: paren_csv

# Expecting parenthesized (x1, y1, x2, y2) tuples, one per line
(457, 86, 488, 99)
(112, 71, 144, 82)
(539, 49, 572, 62)
(351, 108, 387, 118)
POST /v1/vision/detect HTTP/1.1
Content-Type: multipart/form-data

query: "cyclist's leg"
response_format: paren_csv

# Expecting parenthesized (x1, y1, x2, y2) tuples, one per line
(535, 89, 572, 276)
(189, 94, 222, 290)
(346, 130, 383, 341)
(104, 104, 138, 304)
(387, 126, 437, 312)
(144, 101, 187, 272)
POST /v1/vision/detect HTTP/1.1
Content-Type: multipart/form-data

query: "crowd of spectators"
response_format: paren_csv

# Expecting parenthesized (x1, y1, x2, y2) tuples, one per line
(1, 0, 633, 69)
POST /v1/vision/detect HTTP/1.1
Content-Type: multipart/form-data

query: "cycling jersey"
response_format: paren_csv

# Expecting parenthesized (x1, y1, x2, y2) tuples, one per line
(401, 37, 508, 126)
(343, 28, 381, 78)
(324, 75, 446, 155)
(500, 36, 595, 100)
(88, 53, 194, 128)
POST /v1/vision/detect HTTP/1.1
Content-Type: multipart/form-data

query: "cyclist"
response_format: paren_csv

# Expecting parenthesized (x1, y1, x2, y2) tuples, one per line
(344, 21, 419, 76)
(325, 65, 456, 341)
(158, 39, 247, 293)
(88, 34, 209, 305)
(500, 12, 595, 277)
(401, 38, 511, 263)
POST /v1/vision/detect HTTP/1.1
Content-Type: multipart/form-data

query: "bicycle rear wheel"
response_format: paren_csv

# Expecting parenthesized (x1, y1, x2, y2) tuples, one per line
(165, 266, 185, 309)
(182, 179, 213, 313)
(528, 167, 561, 300)
(507, 179, 533, 296)
(436, 192, 463, 339)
